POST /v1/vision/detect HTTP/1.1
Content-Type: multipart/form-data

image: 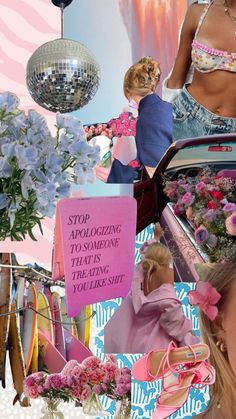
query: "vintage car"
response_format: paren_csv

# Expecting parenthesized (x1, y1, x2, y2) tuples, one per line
(134, 134, 236, 282)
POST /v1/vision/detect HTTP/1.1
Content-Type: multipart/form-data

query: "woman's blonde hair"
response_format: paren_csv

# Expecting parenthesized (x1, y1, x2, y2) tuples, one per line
(141, 242, 172, 287)
(198, 263, 236, 418)
(123, 57, 161, 98)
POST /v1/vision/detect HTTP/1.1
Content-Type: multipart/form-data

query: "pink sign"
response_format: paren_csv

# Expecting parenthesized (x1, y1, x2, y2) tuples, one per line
(52, 196, 137, 317)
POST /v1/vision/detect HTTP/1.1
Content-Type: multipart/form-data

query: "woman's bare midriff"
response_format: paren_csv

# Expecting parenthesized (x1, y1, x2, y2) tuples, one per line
(187, 70, 236, 118)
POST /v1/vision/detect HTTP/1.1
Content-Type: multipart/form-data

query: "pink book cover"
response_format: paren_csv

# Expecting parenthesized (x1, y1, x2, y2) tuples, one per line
(52, 196, 137, 317)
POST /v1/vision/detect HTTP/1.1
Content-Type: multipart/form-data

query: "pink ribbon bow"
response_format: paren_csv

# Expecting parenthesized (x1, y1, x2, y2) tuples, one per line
(188, 281, 221, 321)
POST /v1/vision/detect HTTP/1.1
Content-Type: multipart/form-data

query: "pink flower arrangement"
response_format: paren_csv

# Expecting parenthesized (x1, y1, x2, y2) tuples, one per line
(108, 112, 137, 137)
(163, 169, 236, 262)
(24, 356, 132, 406)
(84, 123, 114, 141)
(24, 371, 74, 403)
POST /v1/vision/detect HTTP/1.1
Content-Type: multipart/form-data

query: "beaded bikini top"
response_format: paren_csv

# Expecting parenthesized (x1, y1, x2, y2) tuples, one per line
(192, 1, 236, 73)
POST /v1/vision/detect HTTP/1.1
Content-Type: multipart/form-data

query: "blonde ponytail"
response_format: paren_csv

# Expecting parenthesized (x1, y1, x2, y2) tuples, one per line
(141, 242, 172, 287)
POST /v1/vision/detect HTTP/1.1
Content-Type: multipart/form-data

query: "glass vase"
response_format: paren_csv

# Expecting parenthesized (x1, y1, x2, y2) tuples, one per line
(41, 398, 64, 419)
(114, 398, 131, 419)
(82, 392, 106, 416)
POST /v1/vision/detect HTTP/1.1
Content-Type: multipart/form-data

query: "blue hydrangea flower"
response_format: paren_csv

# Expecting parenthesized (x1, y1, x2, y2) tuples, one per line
(27, 109, 50, 138)
(0, 94, 101, 238)
(56, 112, 85, 138)
(36, 183, 56, 207)
(0, 92, 19, 113)
(0, 157, 12, 177)
(45, 152, 63, 174)
(15, 145, 39, 170)
(11, 111, 27, 129)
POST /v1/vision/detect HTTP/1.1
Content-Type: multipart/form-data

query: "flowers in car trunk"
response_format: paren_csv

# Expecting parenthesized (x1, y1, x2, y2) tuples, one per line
(163, 169, 236, 262)
(0, 92, 100, 240)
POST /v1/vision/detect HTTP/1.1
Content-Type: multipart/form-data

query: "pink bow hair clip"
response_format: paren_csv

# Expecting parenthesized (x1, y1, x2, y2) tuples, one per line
(188, 281, 221, 321)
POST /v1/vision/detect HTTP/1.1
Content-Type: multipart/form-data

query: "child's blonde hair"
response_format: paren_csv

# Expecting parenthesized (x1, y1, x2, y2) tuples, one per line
(141, 242, 172, 287)
(123, 57, 161, 98)
(198, 263, 236, 418)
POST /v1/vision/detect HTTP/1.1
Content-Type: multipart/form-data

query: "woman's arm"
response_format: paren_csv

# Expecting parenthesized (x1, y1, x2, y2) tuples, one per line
(167, 3, 205, 89)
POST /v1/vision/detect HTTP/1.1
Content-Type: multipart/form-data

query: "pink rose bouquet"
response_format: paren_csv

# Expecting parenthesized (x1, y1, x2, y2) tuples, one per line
(23, 371, 74, 403)
(108, 112, 137, 137)
(84, 123, 114, 141)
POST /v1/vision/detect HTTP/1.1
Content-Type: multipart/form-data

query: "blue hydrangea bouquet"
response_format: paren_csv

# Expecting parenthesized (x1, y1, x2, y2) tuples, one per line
(0, 92, 100, 240)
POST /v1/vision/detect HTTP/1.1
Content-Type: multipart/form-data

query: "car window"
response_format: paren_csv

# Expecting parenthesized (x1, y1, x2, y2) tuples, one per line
(167, 142, 236, 169)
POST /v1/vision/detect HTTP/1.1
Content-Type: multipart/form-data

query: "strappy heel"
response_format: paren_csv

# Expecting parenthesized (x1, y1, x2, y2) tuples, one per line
(132, 340, 210, 382)
(152, 361, 215, 419)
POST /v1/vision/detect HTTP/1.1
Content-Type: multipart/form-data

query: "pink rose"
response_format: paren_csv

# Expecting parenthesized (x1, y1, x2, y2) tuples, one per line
(24, 377, 35, 387)
(71, 386, 82, 398)
(225, 212, 236, 235)
(61, 360, 79, 377)
(79, 371, 88, 385)
(106, 354, 117, 364)
(45, 374, 63, 390)
(82, 356, 101, 369)
(28, 385, 39, 399)
(103, 362, 119, 382)
(181, 192, 194, 207)
(80, 384, 91, 401)
(195, 181, 206, 192)
(37, 385, 45, 395)
(72, 365, 82, 379)
(88, 369, 105, 385)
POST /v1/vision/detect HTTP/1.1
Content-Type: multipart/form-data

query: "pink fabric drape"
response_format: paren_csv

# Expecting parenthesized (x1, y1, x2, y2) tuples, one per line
(119, 0, 188, 93)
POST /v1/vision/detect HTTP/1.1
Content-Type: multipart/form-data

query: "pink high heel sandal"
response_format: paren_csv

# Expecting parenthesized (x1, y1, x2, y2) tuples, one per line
(152, 361, 215, 419)
(132, 341, 210, 382)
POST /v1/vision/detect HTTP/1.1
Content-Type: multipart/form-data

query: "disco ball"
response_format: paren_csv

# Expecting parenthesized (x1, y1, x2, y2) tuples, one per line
(26, 38, 101, 113)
